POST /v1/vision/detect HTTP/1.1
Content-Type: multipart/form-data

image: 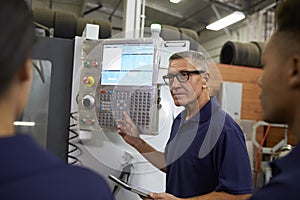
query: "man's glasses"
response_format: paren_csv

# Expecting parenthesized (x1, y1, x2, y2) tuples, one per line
(162, 70, 206, 85)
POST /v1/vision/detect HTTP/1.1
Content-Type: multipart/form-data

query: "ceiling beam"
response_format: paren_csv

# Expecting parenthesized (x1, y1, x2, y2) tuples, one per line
(145, 1, 184, 19)
(83, 4, 103, 16)
(108, 0, 122, 21)
(243, 0, 278, 14)
(201, 0, 242, 12)
(173, 4, 210, 26)
(211, 4, 231, 37)
(80, 0, 88, 17)
(214, 0, 243, 11)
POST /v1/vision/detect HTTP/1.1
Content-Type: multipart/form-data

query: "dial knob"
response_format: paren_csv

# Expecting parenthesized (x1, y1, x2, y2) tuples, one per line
(82, 94, 95, 109)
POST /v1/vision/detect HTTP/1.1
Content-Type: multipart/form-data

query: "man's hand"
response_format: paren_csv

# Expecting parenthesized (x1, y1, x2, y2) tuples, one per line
(147, 192, 180, 200)
(117, 112, 167, 172)
(117, 112, 141, 147)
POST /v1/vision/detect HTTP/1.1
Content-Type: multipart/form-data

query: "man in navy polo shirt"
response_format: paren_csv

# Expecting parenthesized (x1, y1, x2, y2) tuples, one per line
(117, 51, 253, 199)
(249, 0, 300, 199)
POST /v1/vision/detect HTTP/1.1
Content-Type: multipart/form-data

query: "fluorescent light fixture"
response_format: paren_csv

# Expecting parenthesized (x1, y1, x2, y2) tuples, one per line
(206, 11, 245, 31)
(13, 121, 36, 127)
(170, 0, 181, 3)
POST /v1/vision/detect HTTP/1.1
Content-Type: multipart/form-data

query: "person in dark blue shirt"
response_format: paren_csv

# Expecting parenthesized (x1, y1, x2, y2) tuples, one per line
(0, 1, 114, 199)
(117, 50, 253, 199)
(250, 0, 300, 199)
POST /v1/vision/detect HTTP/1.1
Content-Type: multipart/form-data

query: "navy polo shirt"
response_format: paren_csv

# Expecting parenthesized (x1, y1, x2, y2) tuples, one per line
(165, 97, 253, 198)
(250, 144, 300, 200)
(0, 134, 114, 200)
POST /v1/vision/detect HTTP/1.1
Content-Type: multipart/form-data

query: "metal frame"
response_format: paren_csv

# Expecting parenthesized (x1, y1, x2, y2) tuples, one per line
(252, 121, 288, 154)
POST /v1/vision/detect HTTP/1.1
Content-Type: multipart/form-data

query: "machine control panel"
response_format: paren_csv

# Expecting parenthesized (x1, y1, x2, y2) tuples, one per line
(78, 38, 161, 135)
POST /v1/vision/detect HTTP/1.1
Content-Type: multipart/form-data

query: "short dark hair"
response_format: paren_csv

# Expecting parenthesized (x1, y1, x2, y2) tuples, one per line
(169, 50, 209, 72)
(0, 0, 36, 95)
(275, 0, 300, 32)
(270, 0, 300, 59)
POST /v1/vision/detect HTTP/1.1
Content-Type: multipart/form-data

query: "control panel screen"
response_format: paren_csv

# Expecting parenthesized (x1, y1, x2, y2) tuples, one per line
(101, 43, 154, 86)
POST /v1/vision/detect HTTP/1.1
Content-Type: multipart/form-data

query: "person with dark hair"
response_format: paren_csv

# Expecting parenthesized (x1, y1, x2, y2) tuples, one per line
(117, 50, 253, 199)
(0, 1, 114, 199)
(250, 0, 300, 199)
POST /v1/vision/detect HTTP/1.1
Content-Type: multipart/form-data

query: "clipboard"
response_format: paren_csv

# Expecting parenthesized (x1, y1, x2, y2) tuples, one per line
(108, 174, 150, 198)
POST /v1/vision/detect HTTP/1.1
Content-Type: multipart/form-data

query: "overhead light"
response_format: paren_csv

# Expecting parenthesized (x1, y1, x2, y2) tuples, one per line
(206, 11, 245, 31)
(14, 121, 36, 127)
(170, 0, 181, 3)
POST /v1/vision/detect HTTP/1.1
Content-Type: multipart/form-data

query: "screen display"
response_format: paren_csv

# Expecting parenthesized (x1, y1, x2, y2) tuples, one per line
(101, 43, 154, 86)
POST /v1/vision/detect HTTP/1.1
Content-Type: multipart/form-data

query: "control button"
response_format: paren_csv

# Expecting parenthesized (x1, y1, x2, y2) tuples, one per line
(91, 61, 98, 67)
(83, 76, 95, 87)
(83, 60, 98, 67)
(100, 90, 107, 94)
(82, 94, 95, 109)
(83, 61, 90, 68)
(87, 119, 95, 125)
(80, 118, 86, 124)
(79, 117, 94, 125)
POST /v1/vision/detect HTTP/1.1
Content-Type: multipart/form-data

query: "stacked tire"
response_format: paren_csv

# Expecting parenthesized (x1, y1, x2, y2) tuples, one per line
(32, 8, 111, 39)
(220, 41, 265, 68)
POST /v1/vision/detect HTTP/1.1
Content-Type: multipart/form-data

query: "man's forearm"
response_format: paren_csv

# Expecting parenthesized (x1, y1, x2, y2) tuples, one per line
(184, 191, 252, 200)
(133, 138, 167, 172)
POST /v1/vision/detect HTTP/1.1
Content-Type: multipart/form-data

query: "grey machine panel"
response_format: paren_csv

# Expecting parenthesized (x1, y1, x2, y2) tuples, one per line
(78, 38, 161, 135)
(32, 36, 74, 161)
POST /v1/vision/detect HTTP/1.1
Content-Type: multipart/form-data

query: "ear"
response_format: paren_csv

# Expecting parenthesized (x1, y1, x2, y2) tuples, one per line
(17, 59, 32, 82)
(202, 72, 210, 81)
(288, 53, 300, 88)
(201, 72, 209, 89)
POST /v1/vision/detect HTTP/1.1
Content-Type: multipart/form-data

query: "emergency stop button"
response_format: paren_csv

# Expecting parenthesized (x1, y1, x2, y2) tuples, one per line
(83, 76, 95, 87)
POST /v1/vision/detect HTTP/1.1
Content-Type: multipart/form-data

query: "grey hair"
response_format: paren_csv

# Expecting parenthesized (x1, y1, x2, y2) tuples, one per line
(169, 50, 209, 72)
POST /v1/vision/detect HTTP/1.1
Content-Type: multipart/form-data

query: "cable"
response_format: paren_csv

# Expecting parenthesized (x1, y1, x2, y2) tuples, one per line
(70, 111, 78, 121)
(67, 112, 82, 165)
(34, 21, 52, 36)
(253, 125, 271, 188)
(255, 125, 271, 172)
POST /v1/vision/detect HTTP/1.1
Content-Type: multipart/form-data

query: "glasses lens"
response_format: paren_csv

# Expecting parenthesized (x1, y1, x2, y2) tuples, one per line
(177, 72, 189, 82)
(163, 75, 171, 84)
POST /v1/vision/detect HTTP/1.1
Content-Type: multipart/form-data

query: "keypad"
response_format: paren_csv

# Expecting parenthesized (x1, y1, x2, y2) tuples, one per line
(97, 87, 153, 130)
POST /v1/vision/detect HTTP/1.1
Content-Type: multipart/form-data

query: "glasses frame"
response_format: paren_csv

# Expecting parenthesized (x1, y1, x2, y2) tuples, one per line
(162, 70, 206, 85)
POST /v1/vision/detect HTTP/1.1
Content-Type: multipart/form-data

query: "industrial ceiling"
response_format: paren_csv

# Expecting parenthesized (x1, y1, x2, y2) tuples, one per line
(31, 0, 278, 39)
